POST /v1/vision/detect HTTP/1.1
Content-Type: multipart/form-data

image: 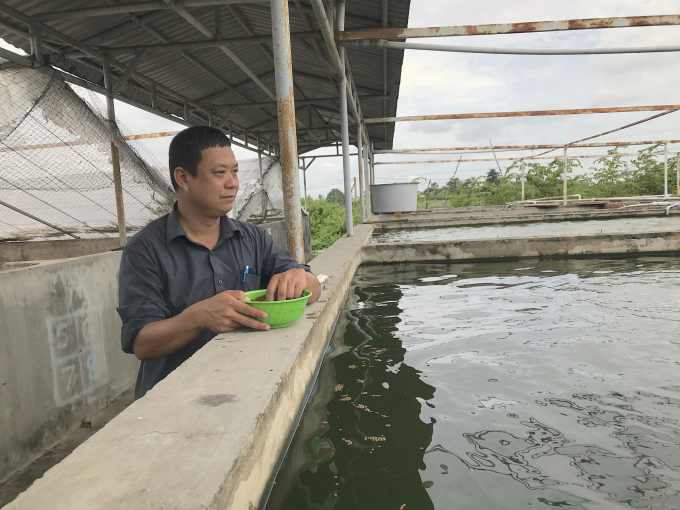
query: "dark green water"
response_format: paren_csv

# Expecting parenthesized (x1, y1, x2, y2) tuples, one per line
(267, 257, 680, 510)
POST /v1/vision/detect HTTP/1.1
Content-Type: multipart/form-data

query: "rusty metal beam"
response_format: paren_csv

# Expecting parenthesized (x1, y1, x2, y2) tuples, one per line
(376, 140, 680, 153)
(271, 0, 304, 262)
(336, 15, 680, 41)
(365, 105, 680, 124)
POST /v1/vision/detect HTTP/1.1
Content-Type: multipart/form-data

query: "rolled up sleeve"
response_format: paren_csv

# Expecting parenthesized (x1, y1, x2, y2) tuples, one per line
(117, 245, 173, 354)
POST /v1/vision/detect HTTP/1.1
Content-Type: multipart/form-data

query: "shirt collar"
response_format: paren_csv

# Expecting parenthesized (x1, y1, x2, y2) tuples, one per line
(166, 202, 241, 246)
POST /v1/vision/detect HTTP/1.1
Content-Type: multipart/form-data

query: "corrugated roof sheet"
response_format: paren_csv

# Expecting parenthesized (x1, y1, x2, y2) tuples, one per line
(0, 0, 410, 153)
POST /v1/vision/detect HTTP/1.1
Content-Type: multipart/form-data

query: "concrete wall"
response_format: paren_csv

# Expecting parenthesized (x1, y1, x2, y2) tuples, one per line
(5, 225, 373, 510)
(0, 217, 312, 264)
(0, 238, 122, 264)
(370, 205, 680, 231)
(362, 230, 680, 264)
(0, 253, 139, 481)
(10, 226, 680, 509)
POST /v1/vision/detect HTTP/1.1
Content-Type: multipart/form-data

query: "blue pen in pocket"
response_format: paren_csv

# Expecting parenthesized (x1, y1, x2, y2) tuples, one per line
(242, 266, 249, 283)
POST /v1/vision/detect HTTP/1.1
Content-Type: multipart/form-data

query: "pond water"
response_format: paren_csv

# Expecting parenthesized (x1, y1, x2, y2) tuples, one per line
(267, 257, 680, 510)
(371, 215, 680, 244)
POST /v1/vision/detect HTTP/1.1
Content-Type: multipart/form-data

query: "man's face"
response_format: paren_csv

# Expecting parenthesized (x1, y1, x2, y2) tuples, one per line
(179, 146, 239, 217)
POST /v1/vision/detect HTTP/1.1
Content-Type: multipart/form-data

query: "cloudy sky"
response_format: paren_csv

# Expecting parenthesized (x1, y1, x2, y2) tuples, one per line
(5, 0, 679, 199)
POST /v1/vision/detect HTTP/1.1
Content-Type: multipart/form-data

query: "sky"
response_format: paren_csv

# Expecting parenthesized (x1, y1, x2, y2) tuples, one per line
(3, 0, 680, 199)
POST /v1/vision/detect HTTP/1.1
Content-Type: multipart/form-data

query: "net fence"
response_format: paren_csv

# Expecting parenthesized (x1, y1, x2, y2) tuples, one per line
(0, 67, 175, 242)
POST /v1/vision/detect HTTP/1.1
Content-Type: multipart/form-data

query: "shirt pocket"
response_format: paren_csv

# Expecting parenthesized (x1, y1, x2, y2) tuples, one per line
(243, 273, 262, 292)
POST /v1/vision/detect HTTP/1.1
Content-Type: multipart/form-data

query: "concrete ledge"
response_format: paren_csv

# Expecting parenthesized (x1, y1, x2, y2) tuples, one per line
(370, 207, 680, 231)
(362, 230, 680, 264)
(0, 238, 122, 263)
(6, 224, 373, 510)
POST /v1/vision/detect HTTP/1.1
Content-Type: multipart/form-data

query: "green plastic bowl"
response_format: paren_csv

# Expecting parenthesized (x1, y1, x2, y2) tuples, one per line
(240, 289, 312, 329)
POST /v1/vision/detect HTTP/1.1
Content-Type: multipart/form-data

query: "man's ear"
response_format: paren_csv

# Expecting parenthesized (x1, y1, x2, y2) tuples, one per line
(174, 167, 191, 192)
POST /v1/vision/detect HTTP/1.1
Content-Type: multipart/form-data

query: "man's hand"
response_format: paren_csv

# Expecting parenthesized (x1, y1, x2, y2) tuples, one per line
(188, 290, 270, 332)
(132, 291, 269, 361)
(266, 268, 308, 301)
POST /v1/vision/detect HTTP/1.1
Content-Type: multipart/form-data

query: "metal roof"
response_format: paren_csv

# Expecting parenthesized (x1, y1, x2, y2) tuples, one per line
(0, 0, 411, 154)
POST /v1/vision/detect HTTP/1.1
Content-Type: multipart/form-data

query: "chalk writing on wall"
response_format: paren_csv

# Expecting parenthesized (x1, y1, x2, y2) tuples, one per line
(46, 305, 110, 406)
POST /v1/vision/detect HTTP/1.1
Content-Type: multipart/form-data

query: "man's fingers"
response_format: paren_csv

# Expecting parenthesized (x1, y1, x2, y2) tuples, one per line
(230, 312, 270, 331)
(294, 278, 305, 299)
(277, 278, 289, 301)
(234, 301, 268, 318)
(266, 280, 278, 302)
(223, 290, 246, 300)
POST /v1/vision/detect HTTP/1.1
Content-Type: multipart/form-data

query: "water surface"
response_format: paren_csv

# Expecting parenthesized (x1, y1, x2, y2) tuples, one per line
(268, 257, 680, 510)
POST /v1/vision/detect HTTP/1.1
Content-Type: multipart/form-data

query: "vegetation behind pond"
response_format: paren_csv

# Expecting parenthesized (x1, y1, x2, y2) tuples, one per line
(416, 145, 678, 208)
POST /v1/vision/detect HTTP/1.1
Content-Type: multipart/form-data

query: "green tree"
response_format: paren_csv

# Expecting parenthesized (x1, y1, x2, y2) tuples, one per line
(326, 188, 345, 205)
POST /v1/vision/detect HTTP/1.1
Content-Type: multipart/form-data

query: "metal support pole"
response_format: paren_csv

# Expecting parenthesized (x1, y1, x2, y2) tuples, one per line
(110, 143, 127, 246)
(664, 142, 669, 197)
(150, 84, 158, 108)
(337, 0, 353, 236)
(363, 129, 371, 217)
(270, 0, 305, 262)
(521, 159, 525, 201)
(357, 128, 365, 222)
(370, 141, 375, 185)
(258, 137, 266, 222)
(302, 160, 308, 211)
(103, 57, 127, 246)
(562, 147, 568, 205)
(183, 101, 190, 122)
(677, 153, 680, 197)
(32, 26, 44, 66)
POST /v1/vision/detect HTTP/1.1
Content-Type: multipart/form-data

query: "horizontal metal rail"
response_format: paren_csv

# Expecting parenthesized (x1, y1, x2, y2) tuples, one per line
(375, 140, 680, 153)
(336, 15, 680, 41)
(365, 105, 680, 124)
(0, 199, 80, 239)
(374, 152, 671, 165)
(34, 0, 270, 22)
(66, 31, 322, 57)
(342, 39, 680, 56)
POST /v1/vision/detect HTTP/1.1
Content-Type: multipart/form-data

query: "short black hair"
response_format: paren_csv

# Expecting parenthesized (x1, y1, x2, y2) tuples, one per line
(168, 126, 231, 190)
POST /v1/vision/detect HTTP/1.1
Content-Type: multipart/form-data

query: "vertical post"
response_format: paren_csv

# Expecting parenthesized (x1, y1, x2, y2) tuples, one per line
(302, 160, 308, 211)
(257, 137, 266, 222)
(370, 141, 375, 185)
(357, 129, 365, 222)
(562, 146, 568, 205)
(353, 177, 357, 200)
(150, 84, 158, 109)
(183, 102, 189, 122)
(103, 57, 127, 246)
(363, 129, 371, 218)
(337, 0, 353, 237)
(676, 153, 680, 197)
(270, 0, 305, 262)
(32, 26, 44, 66)
(229, 122, 233, 142)
(521, 159, 525, 201)
(664, 142, 669, 198)
(110, 144, 127, 246)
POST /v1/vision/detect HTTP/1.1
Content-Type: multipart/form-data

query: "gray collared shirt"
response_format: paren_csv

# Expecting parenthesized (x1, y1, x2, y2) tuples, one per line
(117, 205, 312, 399)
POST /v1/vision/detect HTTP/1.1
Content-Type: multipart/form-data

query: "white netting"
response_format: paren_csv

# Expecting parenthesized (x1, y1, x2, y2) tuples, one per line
(0, 67, 175, 241)
(229, 156, 284, 223)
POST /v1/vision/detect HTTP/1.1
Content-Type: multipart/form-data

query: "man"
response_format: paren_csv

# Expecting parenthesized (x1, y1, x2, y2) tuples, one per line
(117, 126, 320, 399)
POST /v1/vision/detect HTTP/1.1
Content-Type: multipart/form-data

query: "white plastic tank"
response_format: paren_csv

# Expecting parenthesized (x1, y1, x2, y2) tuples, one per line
(371, 183, 419, 214)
